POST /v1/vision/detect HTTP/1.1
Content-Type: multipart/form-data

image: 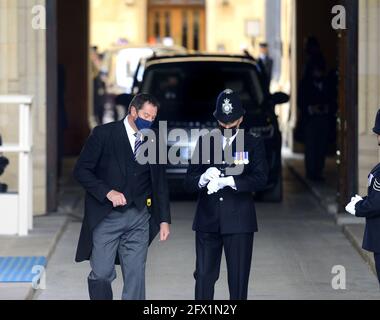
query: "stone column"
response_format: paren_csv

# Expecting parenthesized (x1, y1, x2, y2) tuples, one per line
(0, 0, 47, 215)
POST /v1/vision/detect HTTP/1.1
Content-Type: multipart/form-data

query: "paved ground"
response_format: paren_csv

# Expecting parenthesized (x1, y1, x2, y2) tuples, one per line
(284, 153, 373, 269)
(34, 167, 380, 300)
(0, 158, 80, 300)
(0, 216, 69, 300)
(284, 150, 338, 215)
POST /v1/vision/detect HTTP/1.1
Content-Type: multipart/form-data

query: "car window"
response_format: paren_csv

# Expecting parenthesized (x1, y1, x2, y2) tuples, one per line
(142, 61, 264, 124)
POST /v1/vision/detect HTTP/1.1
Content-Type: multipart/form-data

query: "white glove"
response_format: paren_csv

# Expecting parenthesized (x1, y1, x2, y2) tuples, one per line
(207, 178, 221, 195)
(345, 202, 356, 215)
(207, 177, 236, 195)
(345, 195, 363, 216)
(199, 167, 221, 188)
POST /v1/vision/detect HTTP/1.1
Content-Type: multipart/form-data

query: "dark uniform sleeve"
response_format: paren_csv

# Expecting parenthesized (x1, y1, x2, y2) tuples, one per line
(184, 138, 205, 194)
(73, 126, 111, 203)
(355, 176, 380, 219)
(234, 137, 269, 193)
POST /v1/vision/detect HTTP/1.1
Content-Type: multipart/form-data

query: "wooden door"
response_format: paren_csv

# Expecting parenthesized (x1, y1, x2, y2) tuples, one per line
(148, 5, 205, 51)
(336, 0, 359, 212)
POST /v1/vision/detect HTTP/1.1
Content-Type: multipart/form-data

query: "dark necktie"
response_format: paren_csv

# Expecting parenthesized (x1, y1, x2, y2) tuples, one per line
(225, 137, 231, 150)
(223, 137, 232, 163)
(134, 132, 143, 161)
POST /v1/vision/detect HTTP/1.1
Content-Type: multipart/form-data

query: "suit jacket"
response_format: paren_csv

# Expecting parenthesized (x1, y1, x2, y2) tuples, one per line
(355, 163, 380, 253)
(184, 131, 268, 234)
(73, 120, 171, 263)
(258, 56, 273, 90)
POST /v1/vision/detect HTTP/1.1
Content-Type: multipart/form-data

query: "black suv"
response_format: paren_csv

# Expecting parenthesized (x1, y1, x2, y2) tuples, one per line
(132, 54, 289, 202)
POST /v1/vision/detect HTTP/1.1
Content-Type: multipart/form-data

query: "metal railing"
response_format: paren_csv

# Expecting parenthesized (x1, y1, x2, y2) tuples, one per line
(0, 95, 33, 236)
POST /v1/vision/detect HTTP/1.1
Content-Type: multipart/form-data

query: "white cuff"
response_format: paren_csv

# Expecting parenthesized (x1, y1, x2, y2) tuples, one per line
(225, 176, 237, 190)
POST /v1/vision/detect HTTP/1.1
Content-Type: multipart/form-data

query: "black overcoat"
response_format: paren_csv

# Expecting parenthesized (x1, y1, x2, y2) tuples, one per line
(184, 131, 268, 234)
(73, 120, 171, 263)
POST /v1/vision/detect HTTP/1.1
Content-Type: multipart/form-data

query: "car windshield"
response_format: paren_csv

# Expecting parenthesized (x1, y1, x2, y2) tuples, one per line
(141, 61, 264, 124)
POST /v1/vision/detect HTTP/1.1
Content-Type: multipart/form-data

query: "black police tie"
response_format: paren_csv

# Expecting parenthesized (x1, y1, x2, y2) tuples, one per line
(223, 137, 233, 165)
(225, 137, 231, 150)
(134, 132, 143, 161)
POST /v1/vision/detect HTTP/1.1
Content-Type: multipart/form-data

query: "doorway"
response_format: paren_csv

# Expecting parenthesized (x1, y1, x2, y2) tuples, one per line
(46, 0, 90, 212)
(147, 1, 205, 51)
(290, 0, 358, 213)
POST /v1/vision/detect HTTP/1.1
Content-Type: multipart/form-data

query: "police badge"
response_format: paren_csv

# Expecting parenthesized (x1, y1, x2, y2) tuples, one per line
(222, 98, 233, 115)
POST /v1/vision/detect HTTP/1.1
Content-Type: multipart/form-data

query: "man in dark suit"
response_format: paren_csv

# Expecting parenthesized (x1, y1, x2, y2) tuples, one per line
(74, 93, 171, 300)
(184, 89, 269, 300)
(346, 109, 380, 286)
(257, 42, 274, 92)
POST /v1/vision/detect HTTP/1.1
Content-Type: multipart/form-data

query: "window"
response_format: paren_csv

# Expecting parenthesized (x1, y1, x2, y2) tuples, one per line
(154, 12, 160, 39)
(193, 11, 200, 51)
(182, 11, 188, 48)
(165, 11, 171, 37)
(142, 61, 264, 123)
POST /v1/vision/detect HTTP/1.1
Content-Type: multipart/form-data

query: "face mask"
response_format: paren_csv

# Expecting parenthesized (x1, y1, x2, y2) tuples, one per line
(135, 117, 153, 131)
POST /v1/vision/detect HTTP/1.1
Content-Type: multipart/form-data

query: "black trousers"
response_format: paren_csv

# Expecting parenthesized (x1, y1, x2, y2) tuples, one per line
(194, 232, 254, 300)
(304, 116, 330, 179)
(375, 253, 380, 284)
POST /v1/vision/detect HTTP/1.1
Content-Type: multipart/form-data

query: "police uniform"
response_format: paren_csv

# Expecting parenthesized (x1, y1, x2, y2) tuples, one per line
(355, 110, 380, 284)
(297, 62, 337, 181)
(184, 89, 269, 300)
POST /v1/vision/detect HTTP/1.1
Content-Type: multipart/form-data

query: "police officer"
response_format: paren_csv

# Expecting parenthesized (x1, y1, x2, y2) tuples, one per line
(345, 109, 380, 286)
(297, 58, 337, 181)
(257, 42, 274, 92)
(184, 89, 269, 300)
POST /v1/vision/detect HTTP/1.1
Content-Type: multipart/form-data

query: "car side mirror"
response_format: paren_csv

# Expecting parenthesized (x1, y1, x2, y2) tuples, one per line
(271, 92, 290, 105)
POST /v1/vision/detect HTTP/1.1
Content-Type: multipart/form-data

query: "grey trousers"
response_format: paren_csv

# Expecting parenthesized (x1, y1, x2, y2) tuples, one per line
(88, 205, 150, 300)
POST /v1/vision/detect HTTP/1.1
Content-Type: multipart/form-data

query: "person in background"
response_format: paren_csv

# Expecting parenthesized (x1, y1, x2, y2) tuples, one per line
(257, 42, 274, 92)
(304, 36, 326, 76)
(346, 109, 380, 287)
(90, 46, 107, 125)
(297, 57, 336, 181)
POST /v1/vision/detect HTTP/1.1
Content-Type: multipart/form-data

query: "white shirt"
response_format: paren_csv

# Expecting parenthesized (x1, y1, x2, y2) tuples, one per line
(259, 53, 267, 61)
(222, 129, 239, 150)
(124, 115, 138, 152)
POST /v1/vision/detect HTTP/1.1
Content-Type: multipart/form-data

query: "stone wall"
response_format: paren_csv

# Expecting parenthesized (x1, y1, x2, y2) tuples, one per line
(90, 0, 147, 50)
(0, 0, 46, 215)
(90, 0, 266, 53)
(206, 0, 265, 54)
